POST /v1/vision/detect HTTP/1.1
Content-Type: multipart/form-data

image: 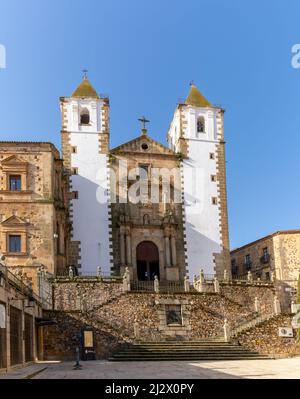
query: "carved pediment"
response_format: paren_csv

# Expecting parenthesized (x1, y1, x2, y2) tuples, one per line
(1, 215, 29, 226)
(110, 135, 176, 156)
(1, 155, 28, 171)
(1, 155, 26, 164)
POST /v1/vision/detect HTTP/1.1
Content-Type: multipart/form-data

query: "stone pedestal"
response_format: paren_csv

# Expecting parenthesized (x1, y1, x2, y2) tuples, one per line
(166, 267, 179, 281)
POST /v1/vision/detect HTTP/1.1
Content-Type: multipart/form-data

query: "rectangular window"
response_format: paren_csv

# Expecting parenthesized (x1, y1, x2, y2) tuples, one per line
(166, 305, 182, 325)
(231, 259, 238, 275)
(263, 247, 268, 256)
(72, 167, 78, 175)
(139, 164, 149, 180)
(245, 254, 252, 270)
(9, 235, 21, 253)
(211, 175, 217, 182)
(71, 146, 77, 154)
(209, 153, 215, 160)
(212, 197, 218, 205)
(9, 175, 21, 191)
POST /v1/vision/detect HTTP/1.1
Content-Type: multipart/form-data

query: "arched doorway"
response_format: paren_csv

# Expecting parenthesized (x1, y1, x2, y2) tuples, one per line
(136, 241, 160, 281)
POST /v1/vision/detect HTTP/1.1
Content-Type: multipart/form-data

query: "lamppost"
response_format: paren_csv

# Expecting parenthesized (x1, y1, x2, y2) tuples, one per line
(73, 332, 82, 370)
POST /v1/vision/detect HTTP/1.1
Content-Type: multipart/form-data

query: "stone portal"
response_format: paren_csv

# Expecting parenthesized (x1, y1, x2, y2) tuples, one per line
(136, 241, 159, 281)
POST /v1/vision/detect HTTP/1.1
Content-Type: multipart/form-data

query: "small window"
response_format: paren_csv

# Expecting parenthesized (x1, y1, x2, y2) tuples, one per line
(141, 143, 149, 151)
(263, 247, 268, 256)
(197, 116, 205, 134)
(9, 175, 21, 191)
(166, 305, 182, 325)
(245, 254, 252, 270)
(211, 175, 217, 182)
(80, 108, 90, 125)
(231, 259, 238, 275)
(72, 167, 78, 175)
(73, 191, 79, 199)
(143, 214, 150, 225)
(9, 235, 21, 253)
(212, 197, 218, 205)
(209, 153, 215, 160)
(139, 165, 149, 180)
(71, 146, 77, 154)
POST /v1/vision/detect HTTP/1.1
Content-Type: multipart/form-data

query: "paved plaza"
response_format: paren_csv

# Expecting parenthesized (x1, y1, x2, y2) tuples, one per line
(1, 357, 300, 379)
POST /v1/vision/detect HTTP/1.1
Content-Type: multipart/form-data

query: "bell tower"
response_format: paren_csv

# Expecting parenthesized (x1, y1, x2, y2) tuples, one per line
(167, 83, 231, 279)
(60, 76, 112, 275)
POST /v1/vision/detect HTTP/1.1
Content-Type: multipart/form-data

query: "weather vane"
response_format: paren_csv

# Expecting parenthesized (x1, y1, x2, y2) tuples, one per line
(82, 69, 88, 79)
(138, 116, 150, 135)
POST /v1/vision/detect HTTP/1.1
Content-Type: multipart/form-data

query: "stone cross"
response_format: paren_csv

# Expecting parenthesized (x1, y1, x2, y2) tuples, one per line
(138, 116, 150, 135)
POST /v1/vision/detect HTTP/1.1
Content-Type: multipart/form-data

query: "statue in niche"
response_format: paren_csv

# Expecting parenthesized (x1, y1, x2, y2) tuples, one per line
(143, 214, 150, 225)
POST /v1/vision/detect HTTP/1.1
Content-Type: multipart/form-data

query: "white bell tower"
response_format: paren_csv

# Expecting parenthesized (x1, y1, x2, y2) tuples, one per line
(167, 83, 230, 279)
(60, 76, 112, 275)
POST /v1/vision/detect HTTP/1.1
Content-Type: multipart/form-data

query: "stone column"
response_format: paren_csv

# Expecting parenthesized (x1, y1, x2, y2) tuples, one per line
(126, 228, 132, 265)
(134, 321, 140, 340)
(223, 319, 231, 343)
(165, 236, 171, 267)
(274, 295, 281, 315)
(154, 276, 160, 293)
(120, 227, 126, 265)
(170, 235, 177, 266)
(214, 277, 220, 293)
(184, 275, 190, 292)
(254, 297, 260, 313)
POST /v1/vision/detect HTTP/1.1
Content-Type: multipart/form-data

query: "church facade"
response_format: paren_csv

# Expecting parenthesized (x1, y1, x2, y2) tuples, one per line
(60, 78, 231, 281)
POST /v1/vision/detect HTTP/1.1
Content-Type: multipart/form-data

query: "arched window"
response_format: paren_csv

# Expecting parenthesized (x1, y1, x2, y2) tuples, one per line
(197, 116, 205, 134)
(80, 108, 90, 125)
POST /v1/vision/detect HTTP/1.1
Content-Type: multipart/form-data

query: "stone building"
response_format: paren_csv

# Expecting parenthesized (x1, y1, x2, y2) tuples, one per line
(61, 78, 231, 280)
(231, 230, 300, 310)
(0, 142, 70, 288)
(0, 262, 45, 372)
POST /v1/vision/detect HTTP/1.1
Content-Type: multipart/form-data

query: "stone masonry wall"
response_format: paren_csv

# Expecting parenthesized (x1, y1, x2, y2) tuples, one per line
(42, 280, 280, 360)
(235, 314, 300, 357)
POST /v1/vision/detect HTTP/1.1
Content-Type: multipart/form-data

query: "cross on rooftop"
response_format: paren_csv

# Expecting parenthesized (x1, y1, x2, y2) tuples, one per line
(82, 69, 88, 80)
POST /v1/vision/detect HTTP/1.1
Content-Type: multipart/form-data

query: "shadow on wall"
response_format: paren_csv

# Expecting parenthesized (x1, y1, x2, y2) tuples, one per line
(43, 311, 127, 361)
(70, 174, 111, 273)
(185, 221, 226, 278)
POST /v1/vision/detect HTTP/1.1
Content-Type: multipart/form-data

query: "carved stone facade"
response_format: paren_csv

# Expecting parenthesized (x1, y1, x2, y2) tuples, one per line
(110, 135, 186, 281)
(231, 230, 300, 311)
(0, 142, 69, 288)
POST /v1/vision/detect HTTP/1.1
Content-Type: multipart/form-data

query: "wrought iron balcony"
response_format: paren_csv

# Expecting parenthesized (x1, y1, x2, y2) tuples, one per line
(260, 254, 270, 264)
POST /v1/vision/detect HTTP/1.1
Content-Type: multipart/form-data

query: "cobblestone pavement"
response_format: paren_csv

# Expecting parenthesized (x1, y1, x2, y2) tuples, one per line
(1, 358, 300, 379)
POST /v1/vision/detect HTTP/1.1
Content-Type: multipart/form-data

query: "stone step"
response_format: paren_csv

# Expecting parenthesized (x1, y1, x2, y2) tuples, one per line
(115, 348, 258, 354)
(109, 356, 267, 361)
(110, 341, 266, 362)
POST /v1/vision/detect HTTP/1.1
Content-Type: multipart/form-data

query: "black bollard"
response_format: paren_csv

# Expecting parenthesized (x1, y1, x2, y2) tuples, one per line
(73, 346, 82, 370)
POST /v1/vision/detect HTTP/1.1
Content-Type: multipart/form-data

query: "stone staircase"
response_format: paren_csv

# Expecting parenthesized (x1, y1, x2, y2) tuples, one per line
(109, 340, 268, 361)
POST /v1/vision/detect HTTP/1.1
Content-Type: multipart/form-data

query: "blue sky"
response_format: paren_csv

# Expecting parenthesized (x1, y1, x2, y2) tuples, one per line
(1, 0, 300, 249)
